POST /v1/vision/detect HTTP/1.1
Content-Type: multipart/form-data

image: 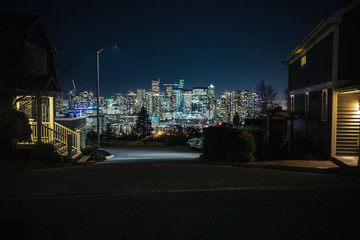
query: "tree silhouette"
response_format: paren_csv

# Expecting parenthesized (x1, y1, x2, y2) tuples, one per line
(233, 112, 240, 126)
(256, 79, 278, 111)
(135, 107, 153, 137)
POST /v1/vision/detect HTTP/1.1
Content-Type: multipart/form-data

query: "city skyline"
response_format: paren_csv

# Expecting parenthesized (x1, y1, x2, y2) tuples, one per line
(61, 77, 266, 128)
(66, 78, 263, 102)
(2, 0, 344, 97)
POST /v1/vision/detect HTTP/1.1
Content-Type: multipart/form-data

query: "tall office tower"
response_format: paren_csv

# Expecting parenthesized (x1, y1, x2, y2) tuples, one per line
(225, 90, 232, 118)
(162, 84, 175, 111)
(136, 88, 146, 112)
(115, 94, 126, 114)
(152, 92, 161, 116)
(170, 91, 177, 112)
(216, 93, 229, 121)
(231, 90, 242, 117)
(207, 84, 216, 118)
(173, 88, 184, 113)
(248, 92, 261, 119)
(152, 79, 160, 93)
(241, 90, 253, 120)
(125, 91, 136, 115)
(165, 86, 173, 97)
(216, 90, 231, 122)
(192, 87, 208, 116)
(105, 98, 113, 114)
(183, 89, 192, 114)
(160, 92, 168, 116)
(179, 79, 185, 89)
(146, 91, 154, 114)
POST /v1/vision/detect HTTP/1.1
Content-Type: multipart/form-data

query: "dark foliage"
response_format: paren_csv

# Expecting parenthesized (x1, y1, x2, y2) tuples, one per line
(202, 126, 255, 162)
(233, 112, 240, 127)
(135, 107, 153, 137)
(13, 110, 32, 142)
(30, 143, 60, 163)
(183, 126, 202, 138)
(81, 145, 93, 155)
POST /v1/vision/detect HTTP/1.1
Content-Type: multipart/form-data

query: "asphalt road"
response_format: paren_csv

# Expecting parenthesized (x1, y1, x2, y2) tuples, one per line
(1, 147, 360, 239)
(101, 145, 201, 162)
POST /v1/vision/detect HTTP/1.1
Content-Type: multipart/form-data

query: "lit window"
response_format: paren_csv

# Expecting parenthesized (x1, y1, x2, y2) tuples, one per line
(301, 55, 306, 67)
(321, 89, 328, 121)
(290, 95, 295, 112)
(305, 92, 309, 116)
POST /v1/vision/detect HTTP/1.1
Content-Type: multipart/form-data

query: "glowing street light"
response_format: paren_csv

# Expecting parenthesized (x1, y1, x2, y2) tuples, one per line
(96, 44, 116, 148)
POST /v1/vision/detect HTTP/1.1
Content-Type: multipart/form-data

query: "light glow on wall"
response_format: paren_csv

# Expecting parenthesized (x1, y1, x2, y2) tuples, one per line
(301, 55, 306, 67)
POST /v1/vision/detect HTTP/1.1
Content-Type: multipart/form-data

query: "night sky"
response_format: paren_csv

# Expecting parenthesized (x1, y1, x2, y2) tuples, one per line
(2, 0, 344, 98)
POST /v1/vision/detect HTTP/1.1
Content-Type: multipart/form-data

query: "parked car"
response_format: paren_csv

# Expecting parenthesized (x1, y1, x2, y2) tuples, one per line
(187, 137, 201, 148)
(194, 138, 203, 150)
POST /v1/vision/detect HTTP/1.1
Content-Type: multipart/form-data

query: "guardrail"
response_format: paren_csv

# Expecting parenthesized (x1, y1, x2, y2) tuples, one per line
(28, 121, 81, 157)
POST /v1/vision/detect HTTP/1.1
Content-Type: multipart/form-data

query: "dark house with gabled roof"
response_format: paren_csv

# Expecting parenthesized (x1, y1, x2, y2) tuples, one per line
(283, 0, 360, 165)
(0, 15, 60, 94)
(0, 15, 83, 159)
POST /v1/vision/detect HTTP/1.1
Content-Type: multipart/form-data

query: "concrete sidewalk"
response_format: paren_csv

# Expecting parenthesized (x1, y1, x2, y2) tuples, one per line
(235, 160, 360, 176)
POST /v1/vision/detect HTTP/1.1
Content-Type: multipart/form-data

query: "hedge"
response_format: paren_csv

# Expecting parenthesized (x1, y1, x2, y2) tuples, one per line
(202, 126, 255, 162)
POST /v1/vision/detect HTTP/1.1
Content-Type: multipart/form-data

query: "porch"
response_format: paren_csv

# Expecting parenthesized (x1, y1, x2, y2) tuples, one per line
(17, 121, 83, 159)
(15, 95, 84, 160)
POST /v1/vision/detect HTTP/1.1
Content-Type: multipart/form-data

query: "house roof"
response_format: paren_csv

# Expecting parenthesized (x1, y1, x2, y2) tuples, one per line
(0, 15, 60, 94)
(283, 0, 360, 65)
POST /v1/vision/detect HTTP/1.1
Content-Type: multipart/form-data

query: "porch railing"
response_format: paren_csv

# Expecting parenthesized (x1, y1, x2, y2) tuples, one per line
(29, 121, 81, 157)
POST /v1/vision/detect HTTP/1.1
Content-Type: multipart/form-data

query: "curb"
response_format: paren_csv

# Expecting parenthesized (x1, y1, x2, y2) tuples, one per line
(233, 162, 360, 177)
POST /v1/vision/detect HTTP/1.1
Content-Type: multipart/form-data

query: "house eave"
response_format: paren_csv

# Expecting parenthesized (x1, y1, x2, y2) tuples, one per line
(283, 0, 360, 65)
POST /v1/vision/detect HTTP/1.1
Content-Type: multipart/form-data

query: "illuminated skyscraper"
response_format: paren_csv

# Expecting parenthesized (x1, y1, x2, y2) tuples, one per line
(192, 87, 208, 116)
(173, 88, 184, 112)
(136, 88, 146, 111)
(152, 92, 161, 116)
(179, 79, 185, 89)
(183, 89, 192, 114)
(152, 79, 160, 93)
(125, 91, 136, 115)
(216, 90, 231, 122)
(231, 90, 242, 117)
(207, 84, 216, 118)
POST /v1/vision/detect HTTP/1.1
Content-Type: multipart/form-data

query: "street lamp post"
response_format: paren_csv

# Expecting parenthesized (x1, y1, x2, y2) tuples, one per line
(96, 44, 116, 148)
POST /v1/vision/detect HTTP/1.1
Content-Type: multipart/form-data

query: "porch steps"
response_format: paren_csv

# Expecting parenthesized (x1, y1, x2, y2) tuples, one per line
(332, 155, 359, 167)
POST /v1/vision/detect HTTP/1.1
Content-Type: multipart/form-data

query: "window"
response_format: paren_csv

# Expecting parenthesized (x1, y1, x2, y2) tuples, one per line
(290, 95, 295, 112)
(321, 89, 328, 121)
(301, 55, 306, 67)
(305, 92, 309, 116)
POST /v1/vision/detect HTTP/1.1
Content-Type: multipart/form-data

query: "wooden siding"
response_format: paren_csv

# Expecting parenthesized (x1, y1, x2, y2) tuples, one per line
(288, 33, 333, 91)
(293, 90, 333, 158)
(336, 92, 360, 156)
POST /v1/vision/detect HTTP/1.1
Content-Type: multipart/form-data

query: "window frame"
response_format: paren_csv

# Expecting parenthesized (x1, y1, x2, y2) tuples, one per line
(305, 92, 309, 117)
(321, 89, 328, 122)
(290, 95, 295, 112)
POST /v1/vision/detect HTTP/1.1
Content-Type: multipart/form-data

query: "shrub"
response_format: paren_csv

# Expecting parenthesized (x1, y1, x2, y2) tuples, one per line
(164, 135, 187, 146)
(202, 126, 255, 162)
(81, 145, 93, 155)
(31, 143, 60, 164)
(91, 151, 106, 161)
